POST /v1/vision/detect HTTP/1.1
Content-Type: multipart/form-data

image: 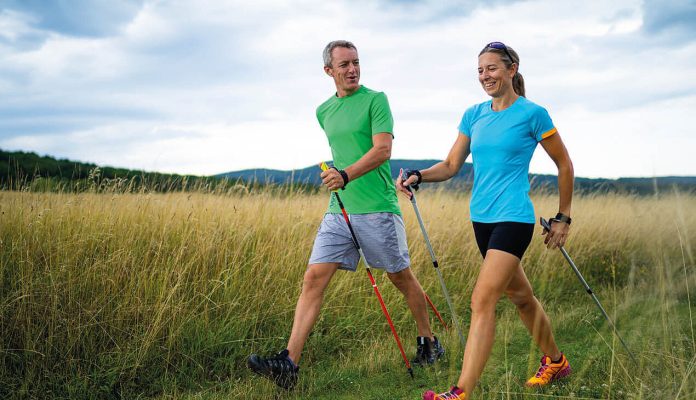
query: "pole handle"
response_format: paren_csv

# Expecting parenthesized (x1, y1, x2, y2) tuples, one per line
(400, 169, 421, 192)
(400, 169, 413, 194)
(540, 217, 552, 232)
(320, 162, 340, 193)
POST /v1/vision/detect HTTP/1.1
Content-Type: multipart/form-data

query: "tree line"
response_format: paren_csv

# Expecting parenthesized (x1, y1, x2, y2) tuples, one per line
(0, 149, 234, 193)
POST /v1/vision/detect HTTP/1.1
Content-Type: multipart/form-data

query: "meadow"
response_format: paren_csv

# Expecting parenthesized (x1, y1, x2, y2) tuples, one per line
(1, 185, 694, 399)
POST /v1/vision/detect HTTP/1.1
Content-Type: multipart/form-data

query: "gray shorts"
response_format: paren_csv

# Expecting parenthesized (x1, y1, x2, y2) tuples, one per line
(308, 213, 411, 273)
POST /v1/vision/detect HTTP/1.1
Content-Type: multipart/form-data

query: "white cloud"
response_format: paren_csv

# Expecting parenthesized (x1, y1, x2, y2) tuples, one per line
(0, 0, 694, 178)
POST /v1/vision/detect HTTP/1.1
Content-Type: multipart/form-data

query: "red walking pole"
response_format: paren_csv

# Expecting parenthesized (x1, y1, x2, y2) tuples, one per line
(320, 162, 414, 379)
(423, 292, 448, 331)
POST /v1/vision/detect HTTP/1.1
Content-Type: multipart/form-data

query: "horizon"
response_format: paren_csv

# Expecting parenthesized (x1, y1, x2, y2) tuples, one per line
(5, 148, 695, 180)
(0, 0, 695, 179)
(215, 161, 696, 180)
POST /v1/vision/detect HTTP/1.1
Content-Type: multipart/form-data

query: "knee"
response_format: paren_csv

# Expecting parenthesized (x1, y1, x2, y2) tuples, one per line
(387, 269, 414, 290)
(470, 289, 498, 315)
(507, 289, 536, 311)
(301, 268, 329, 295)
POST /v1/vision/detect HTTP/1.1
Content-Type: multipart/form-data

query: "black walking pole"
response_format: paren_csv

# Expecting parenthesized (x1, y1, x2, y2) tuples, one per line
(540, 217, 637, 364)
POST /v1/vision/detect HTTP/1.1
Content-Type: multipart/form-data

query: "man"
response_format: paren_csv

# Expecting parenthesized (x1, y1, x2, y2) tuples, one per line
(247, 40, 443, 390)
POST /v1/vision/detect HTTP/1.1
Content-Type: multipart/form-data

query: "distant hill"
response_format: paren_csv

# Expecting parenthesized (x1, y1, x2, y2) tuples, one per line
(216, 160, 464, 187)
(217, 159, 696, 195)
(3, 149, 694, 195)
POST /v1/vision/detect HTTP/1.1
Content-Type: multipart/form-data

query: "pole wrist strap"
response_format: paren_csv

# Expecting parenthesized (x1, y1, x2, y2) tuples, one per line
(330, 167, 349, 189)
(553, 212, 572, 225)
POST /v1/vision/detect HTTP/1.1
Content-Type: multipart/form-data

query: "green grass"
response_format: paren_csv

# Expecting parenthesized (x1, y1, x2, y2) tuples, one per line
(1, 189, 695, 399)
(182, 286, 694, 400)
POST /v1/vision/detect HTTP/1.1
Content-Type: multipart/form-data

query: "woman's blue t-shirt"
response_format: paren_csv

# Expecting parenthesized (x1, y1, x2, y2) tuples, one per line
(458, 96, 557, 224)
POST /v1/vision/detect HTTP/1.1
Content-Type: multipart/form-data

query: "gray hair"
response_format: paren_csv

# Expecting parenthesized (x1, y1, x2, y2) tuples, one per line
(323, 40, 357, 68)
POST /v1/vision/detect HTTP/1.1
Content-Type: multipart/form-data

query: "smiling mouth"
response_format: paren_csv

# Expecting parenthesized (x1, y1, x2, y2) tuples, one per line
(484, 81, 496, 89)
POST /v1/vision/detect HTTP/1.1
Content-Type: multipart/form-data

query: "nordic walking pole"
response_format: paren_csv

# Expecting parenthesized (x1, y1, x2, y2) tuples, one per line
(540, 217, 637, 364)
(423, 292, 449, 332)
(320, 162, 414, 379)
(401, 170, 466, 347)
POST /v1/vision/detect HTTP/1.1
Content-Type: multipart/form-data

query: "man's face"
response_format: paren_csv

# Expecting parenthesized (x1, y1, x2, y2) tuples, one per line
(325, 47, 360, 97)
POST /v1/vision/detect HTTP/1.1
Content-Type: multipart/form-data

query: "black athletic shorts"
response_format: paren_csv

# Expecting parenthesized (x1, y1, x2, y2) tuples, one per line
(472, 221, 535, 260)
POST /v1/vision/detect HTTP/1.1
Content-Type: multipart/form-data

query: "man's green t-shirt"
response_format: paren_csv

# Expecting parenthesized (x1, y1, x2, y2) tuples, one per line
(316, 85, 401, 215)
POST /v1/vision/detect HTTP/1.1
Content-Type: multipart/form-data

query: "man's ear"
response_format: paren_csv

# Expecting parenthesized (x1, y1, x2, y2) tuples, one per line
(324, 66, 333, 76)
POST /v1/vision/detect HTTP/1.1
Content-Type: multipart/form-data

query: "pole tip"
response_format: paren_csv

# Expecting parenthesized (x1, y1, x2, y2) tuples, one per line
(408, 368, 414, 379)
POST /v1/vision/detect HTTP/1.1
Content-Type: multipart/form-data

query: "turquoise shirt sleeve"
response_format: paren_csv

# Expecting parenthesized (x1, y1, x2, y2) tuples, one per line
(458, 105, 476, 137)
(529, 105, 556, 142)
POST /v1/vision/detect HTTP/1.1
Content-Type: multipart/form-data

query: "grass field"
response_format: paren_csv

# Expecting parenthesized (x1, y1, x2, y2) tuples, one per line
(1, 187, 695, 399)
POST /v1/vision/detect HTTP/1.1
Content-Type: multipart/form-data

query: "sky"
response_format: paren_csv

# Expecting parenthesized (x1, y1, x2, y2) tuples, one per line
(0, 0, 695, 179)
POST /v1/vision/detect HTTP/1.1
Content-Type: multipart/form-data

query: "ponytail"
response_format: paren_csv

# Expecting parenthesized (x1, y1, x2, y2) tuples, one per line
(513, 72, 525, 97)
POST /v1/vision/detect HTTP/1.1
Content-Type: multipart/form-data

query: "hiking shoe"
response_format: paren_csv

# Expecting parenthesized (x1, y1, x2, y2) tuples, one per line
(525, 353, 571, 387)
(412, 336, 445, 365)
(247, 349, 299, 390)
(423, 386, 466, 400)
(432, 336, 445, 360)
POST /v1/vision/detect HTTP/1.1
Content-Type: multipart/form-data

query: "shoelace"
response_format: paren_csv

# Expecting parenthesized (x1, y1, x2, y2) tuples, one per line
(535, 358, 563, 379)
(265, 352, 295, 373)
(534, 364, 550, 378)
(436, 387, 463, 399)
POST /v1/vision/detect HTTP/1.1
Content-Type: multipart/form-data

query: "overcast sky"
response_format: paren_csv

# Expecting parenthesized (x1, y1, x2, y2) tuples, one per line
(0, 0, 694, 178)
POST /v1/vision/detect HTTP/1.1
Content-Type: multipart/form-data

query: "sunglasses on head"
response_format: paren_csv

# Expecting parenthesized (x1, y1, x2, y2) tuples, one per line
(486, 42, 516, 65)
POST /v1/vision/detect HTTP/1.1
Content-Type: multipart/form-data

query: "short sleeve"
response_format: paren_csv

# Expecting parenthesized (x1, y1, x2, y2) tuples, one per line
(530, 106, 557, 142)
(316, 107, 324, 130)
(458, 107, 474, 137)
(370, 92, 394, 136)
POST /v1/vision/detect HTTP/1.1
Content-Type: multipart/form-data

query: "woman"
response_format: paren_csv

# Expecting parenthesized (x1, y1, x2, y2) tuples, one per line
(397, 42, 574, 400)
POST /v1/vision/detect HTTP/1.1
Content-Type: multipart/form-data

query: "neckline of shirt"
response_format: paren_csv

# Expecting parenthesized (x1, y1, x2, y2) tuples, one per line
(488, 95, 522, 113)
(334, 85, 366, 100)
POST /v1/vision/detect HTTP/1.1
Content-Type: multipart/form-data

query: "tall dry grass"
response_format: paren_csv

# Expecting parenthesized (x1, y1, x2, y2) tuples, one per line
(1, 186, 694, 399)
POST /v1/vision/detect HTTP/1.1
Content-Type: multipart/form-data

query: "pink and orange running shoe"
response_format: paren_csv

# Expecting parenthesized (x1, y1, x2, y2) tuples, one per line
(423, 386, 466, 400)
(525, 353, 572, 387)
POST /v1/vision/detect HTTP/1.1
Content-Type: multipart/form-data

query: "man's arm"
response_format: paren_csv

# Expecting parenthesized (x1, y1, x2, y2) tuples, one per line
(321, 133, 392, 191)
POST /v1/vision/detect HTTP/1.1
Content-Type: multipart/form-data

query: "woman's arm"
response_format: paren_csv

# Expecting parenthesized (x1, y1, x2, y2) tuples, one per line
(396, 133, 471, 197)
(540, 132, 574, 248)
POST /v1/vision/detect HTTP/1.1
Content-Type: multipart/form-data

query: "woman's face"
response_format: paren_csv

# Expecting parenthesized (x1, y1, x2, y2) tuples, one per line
(478, 52, 516, 98)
